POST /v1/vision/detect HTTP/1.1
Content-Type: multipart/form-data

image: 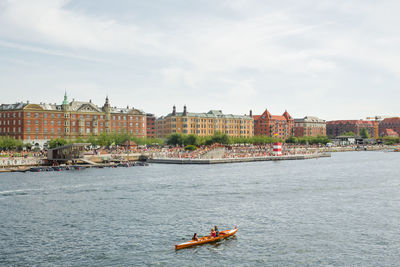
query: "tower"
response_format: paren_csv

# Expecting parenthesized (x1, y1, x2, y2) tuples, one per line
(62, 91, 71, 138)
(103, 96, 111, 133)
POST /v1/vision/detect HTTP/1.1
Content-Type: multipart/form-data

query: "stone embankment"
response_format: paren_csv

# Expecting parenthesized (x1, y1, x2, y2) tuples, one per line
(148, 152, 331, 164)
(0, 157, 45, 168)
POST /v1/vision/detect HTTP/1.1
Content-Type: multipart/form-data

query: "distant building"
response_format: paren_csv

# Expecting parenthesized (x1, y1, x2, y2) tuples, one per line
(155, 106, 253, 138)
(253, 108, 294, 139)
(379, 117, 400, 137)
(146, 113, 156, 138)
(0, 93, 146, 146)
(294, 116, 326, 137)
(326, 120, 375, 138)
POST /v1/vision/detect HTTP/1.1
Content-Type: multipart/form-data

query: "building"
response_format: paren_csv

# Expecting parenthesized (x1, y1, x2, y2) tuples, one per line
(146, 113, 156, 138)
(294, 116, 326, 137)
(253, 108, 294, 139)
(379, 117, 400, 137)
(0, 93, 146, 146)
(326, 120, 375, 138)
(155, 106, 253, 138)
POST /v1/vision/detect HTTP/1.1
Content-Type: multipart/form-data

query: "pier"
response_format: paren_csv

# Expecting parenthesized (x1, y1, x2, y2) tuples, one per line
(148, 152, 331, 164)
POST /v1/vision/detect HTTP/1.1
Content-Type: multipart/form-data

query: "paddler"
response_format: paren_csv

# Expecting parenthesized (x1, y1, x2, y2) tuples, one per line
(214, 226, 219, 237)
(192, 233, 198, 241)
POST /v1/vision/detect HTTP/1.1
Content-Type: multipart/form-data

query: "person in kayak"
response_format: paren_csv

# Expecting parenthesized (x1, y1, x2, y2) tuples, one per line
(210, 228, 216, 238)
(214, 226, 219, 237)
(192, 233, 198, 241)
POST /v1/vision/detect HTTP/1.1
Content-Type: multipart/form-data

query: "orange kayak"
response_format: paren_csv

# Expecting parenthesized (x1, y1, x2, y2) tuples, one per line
(175, 228, 238, 250)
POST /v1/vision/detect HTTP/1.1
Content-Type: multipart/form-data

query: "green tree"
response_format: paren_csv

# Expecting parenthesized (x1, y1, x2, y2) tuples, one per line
(360, 128, 370, 139)
(48, 138, 68, 149)
(285, 136, 298, 144)
(166, 133, 185, 145)
(184, 134, 199, 146)
(344, 131, 356, 136)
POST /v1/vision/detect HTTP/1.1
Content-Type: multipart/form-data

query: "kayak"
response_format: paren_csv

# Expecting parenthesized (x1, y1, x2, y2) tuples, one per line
(175, 228, 238, 250)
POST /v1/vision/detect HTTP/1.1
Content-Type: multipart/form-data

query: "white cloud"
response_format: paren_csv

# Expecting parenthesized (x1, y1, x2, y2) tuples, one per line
(0, 0, 399, 119)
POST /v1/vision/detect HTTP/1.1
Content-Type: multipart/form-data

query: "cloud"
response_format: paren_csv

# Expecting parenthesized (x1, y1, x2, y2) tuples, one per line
(0, 0, 399, 119)
(0, 0, 159, 55)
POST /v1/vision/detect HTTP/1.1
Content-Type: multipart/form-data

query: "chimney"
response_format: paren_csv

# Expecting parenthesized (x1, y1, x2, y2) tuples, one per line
(183, 105, 187, 116)
(249, 110, 252, 117)
(172, 105, 176, 115)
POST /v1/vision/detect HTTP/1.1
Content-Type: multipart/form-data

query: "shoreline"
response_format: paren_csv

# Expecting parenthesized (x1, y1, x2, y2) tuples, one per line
(0, 145, 396, 171)
(148, 152, 331, 164)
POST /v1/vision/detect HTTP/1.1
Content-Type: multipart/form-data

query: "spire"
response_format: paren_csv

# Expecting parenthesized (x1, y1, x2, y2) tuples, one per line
(62, 91, 69, 105)
(103, 95, 111, 112)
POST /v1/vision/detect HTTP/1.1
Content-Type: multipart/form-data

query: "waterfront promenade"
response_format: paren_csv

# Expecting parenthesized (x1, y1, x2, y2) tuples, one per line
(0, 144, 394, 170)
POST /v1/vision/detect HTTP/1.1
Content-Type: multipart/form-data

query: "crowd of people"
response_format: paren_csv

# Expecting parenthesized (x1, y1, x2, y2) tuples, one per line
(0, 142, 390, 161)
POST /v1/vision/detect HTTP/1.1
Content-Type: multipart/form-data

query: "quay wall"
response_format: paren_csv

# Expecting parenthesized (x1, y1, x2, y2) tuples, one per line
(0, 157, 45, 167)
(148, 153, 331, 164)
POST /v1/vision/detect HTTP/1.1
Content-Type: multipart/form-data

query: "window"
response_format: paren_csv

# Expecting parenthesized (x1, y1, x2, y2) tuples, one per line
(44, 113, 48, 118)
(27, 112, 31, 117)
(35, 120, 39, 125)
(27, 120, 31, 125)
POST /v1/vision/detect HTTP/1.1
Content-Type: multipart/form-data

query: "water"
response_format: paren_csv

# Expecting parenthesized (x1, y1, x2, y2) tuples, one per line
(0, 151, 399, 266)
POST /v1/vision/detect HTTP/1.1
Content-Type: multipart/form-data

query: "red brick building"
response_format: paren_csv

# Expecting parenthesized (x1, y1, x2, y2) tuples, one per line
(294, 116, 326, 137)
(253, 109, 294, 139)
(0, 94, 146, 146)
(326, 120, 375, 138)
(379, 117, 400, 137)
(146, 113, 156, 138)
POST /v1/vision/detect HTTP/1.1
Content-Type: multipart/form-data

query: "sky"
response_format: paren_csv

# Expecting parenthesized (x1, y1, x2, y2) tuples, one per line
(0, 0, 399, 120)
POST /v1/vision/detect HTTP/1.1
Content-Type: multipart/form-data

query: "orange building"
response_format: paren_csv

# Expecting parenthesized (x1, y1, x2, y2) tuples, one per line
(0, 93, 146, 146)
(156, 106, 253, 138)
(253, 108, 294, 139)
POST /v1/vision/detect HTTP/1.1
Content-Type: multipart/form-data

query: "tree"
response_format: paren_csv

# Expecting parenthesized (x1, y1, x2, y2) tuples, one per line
(344, 131, 356, 137)
(360, 128, 370, 139)
(48, 138, 68, 149)
(184, 134, 199, 146)
(166, 133, 185, 145)
(285, 136, 298, 144)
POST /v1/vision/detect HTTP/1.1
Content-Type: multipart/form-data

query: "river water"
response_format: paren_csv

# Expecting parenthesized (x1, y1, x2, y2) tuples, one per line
(0, 151, 399, 266)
